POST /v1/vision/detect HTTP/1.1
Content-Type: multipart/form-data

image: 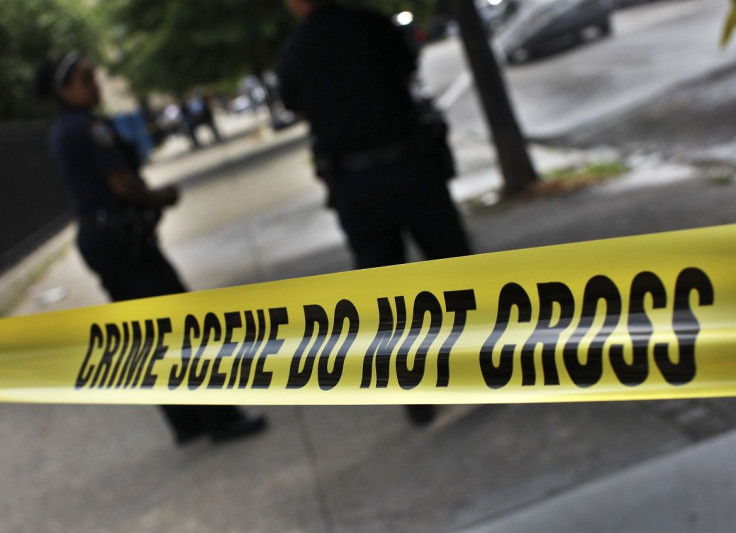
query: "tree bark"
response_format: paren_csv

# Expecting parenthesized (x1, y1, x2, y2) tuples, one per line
(450, 0, 538, 194)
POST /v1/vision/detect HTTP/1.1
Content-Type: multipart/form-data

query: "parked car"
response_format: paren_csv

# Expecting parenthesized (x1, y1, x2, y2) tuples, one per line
(477, 0, 520, 35)
(611, 0, 659, 9)
(494, 0, 613, 63)
(230, 95, 256, 114)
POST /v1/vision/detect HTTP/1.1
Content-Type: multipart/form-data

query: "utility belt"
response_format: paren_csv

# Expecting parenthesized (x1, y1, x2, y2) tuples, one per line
(77, 210, 109, 228)
(77, 206, 161, 248)
(313, 122, 455, 188)
(314, 140, 416, 180)
(340, 142, 415, 173)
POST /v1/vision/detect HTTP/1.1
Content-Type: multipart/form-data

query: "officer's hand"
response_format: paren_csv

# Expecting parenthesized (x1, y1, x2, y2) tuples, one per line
(108, 171, 180, 208)
(158, 186, 180, 207)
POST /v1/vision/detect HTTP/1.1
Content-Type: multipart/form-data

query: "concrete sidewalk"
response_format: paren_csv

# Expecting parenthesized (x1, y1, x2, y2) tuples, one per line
(2, 117, 736, 531)
(459, 429, 736, 533)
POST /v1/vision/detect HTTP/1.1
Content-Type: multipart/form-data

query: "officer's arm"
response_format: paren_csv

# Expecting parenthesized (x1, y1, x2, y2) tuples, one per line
(373, 11, 417, 79)
(277, 42, 302, 113)
(82, 122, 178, 208)
(278, 72, 299, 112)
(107, 171, 179, 208)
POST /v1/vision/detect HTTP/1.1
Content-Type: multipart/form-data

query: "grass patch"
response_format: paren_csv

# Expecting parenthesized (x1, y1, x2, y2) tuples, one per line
(706, 173, 734, 186)
(461, 159, 629, 213)
(533, 160, 628, 195)
(544, 160, 628, 182)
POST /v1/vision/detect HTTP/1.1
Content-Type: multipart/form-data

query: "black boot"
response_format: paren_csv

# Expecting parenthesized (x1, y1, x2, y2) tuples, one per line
(405, 405, 436, 426)
(210, 414, 268, 443)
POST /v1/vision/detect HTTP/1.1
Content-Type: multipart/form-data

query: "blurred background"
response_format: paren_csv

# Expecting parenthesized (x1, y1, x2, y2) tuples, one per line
(2, 0, 736, 531)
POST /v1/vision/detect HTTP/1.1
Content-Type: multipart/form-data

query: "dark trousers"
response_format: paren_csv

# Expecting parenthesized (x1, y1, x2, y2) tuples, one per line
(334, 154, 472, 269)
(333, 153, 470, 423)
(77, 223, 244, 440)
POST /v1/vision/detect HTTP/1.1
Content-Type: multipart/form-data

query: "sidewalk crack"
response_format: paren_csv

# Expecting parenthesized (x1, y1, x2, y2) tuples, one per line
(296, 406, 335, 533)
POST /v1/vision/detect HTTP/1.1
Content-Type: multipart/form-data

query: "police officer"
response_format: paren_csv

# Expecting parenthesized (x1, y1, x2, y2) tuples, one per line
(278, 0, 473, 425)
(35, 53, 266, 445)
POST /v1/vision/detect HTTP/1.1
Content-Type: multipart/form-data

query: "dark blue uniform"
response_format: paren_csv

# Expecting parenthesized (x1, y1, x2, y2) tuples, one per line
(50, 107, 248, 444)
(50, 108, 185, 300)
(278, 4, 471, 269)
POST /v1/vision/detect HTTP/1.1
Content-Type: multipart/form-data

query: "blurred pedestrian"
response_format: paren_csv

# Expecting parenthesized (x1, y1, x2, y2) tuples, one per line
(179, 96, 201, 149)
(279, 0, 472, 426)
(35, 53, 266, 446)
(181, 92, 222, 149)
(200, 93, 223, 142)
(191, 92, 223, 143)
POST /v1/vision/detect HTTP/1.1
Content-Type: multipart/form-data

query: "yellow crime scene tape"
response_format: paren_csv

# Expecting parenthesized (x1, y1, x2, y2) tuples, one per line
(1, 225, 735, 405)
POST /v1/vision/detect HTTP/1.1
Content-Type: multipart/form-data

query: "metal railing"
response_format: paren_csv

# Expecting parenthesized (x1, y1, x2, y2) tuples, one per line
(0, 122, 70, 272)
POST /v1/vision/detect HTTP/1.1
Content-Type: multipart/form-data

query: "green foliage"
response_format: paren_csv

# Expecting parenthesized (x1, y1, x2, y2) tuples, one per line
(103, 0, 436, 96)
(102, 0, 295, 96)
(721, 0, 736, 47)
(0, 0, 101, 120)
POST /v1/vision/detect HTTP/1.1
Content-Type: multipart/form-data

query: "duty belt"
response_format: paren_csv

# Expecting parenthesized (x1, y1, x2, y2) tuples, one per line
(339, 142, 412, 173)
(76, 209, 112, 228)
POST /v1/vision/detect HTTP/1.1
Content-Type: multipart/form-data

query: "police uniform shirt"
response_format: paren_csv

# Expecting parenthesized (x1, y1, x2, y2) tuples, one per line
(50, 108, 133, 216)
(278, 3, 419, 155)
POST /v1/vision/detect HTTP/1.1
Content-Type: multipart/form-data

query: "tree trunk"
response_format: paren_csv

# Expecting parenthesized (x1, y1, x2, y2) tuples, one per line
(450, 0, 537, 194)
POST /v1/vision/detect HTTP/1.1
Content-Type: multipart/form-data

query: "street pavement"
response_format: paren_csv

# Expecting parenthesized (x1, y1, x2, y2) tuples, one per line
(458, 430, 736, 533)
(2, 2, 736, 531)
(3, 120, 736, 532)
(427, 0, 736, 139)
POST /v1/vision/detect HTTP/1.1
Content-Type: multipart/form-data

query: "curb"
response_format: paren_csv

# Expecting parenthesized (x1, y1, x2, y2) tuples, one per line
(528, 60, 736, 148)
(0, 225, 74, 316)
(455, 430, 736, 533)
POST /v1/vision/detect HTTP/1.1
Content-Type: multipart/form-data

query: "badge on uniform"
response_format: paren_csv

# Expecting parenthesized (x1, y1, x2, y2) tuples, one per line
(90, 120, 116, 148)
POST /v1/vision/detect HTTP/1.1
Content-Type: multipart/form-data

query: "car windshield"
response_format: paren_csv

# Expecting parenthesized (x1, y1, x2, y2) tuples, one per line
(518, 0, 563, 5)
(494, 0, 569, 42)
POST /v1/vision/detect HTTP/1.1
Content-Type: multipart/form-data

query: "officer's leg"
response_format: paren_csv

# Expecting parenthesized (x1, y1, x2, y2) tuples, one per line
(76, 226, 139, 301)
(192, 406, 266, 443)
(79, 241, 202, 441)
(346, 225, 405, 269)
(405, 160, 472, 260)
(78, 229, 265, 444)
(90, 248, 182, 301)
(160, 405, 266, 444)
(159, 406, 205, 444)
(391, 158, 473, 426)
(132, 245, 266, 442)
(130, 244, 187, 298)
(407, 181, 470, 425)
(336, 164, 439, 426)
(334, 168, 406, 269)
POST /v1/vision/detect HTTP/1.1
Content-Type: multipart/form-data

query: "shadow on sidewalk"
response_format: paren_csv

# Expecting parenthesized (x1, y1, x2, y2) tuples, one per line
(223, 242, 353, 288)
(152, 123, 265, 166)
(173, 132, 310, 191)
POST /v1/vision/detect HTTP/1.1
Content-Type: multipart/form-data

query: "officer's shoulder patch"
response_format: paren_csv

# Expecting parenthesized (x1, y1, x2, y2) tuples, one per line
(89, 120, 116, 148)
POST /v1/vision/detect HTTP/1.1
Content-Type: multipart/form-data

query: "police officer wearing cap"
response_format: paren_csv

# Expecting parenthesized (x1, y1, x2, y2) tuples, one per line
(35, 53, 266, 446)
(278, 0, 473, 425)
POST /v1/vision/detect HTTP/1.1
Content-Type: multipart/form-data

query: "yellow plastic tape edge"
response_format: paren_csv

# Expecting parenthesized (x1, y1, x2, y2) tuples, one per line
(1, 224, 735, 405)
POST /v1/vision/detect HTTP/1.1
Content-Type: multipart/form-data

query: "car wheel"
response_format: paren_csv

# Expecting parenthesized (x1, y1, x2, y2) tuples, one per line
(508, 48, 529, 64)
(580, 19, 610, 42)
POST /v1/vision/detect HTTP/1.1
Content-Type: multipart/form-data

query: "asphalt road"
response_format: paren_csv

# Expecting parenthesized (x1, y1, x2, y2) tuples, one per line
(422, 0, 736, 139)
(9, 130, 736, 532)
(4, 3, 736, 531)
